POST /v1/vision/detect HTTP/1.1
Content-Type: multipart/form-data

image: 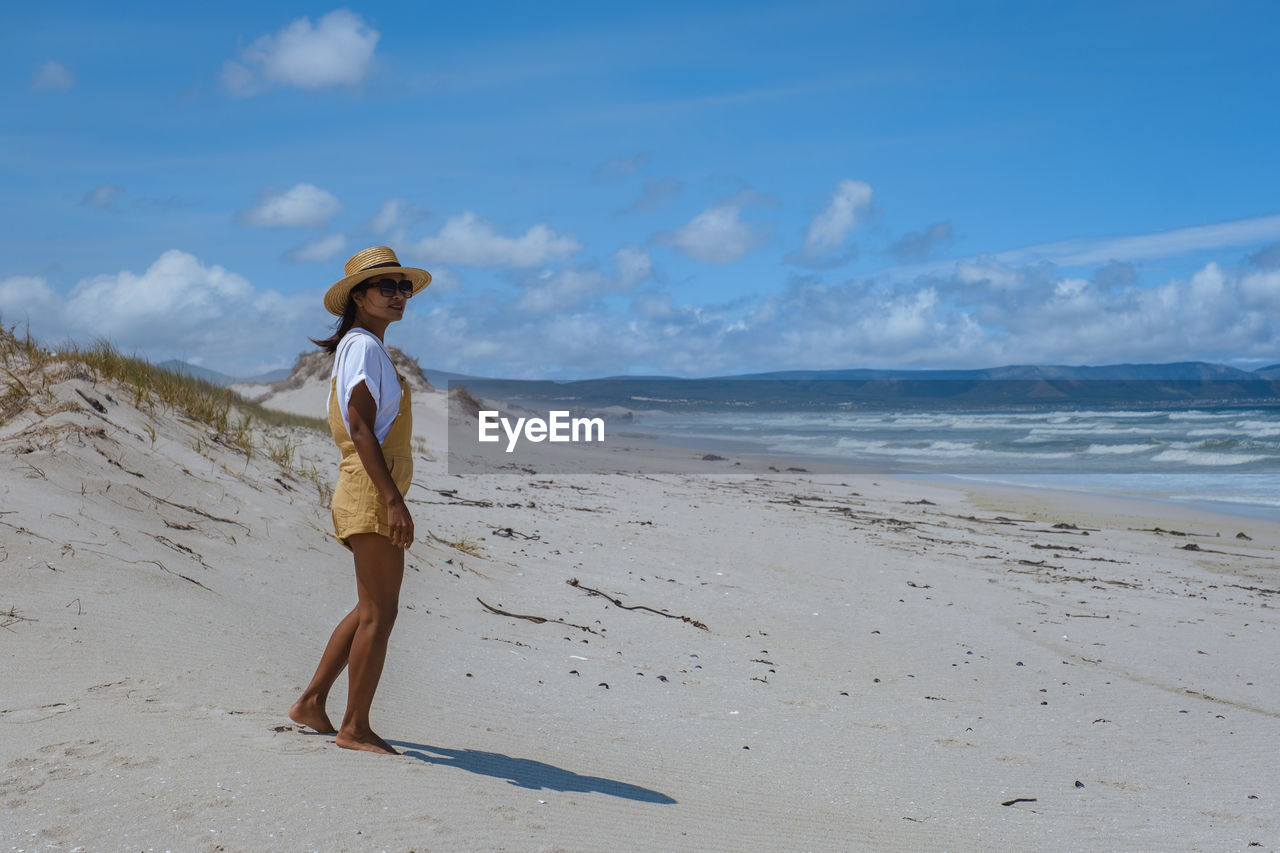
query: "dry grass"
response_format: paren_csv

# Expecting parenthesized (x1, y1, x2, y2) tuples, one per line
(2, 606, 36, 630)
(300, 461, 335, 505)
(412, 436, 436, 461)
(265, 431, 299, 470)
(442, 535, 483, 555)
(0, 323, 327, 456)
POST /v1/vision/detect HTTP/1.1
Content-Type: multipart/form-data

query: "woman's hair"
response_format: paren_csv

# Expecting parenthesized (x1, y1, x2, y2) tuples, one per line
(310, 283, 369, 353)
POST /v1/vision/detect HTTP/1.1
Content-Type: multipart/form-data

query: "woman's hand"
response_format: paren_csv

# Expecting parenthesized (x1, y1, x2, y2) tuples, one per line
(385, 495, 414, 550)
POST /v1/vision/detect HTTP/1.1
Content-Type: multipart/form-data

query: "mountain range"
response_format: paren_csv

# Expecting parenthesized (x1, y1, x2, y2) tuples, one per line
(162, 357, 1280, 410)
(158, 360, 291, 387)
(166, 356, 1280, 386)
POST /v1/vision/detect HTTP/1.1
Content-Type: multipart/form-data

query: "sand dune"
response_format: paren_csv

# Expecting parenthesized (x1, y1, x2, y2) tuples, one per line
(2, 346, 1278, 850)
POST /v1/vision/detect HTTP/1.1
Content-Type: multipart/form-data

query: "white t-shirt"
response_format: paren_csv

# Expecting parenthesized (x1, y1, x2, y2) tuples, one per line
(330, 329, 403, 444)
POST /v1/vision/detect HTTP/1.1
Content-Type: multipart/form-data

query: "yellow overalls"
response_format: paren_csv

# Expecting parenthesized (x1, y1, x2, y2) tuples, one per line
(327, 373, 414, 549)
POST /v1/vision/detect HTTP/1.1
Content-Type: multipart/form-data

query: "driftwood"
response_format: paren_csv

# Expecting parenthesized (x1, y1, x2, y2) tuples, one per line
(1, 606, 36, 630)
(80, 548, 215, 593)
(1226, 582, 1280, 596)
(954, 514, 1024, 525)
(566, 578, 708, 631)
(491, 526, 540, 541)
(1178, 543, 1270, 559)
(476, 597, 599, 635)
(135, 488, 250, 532)
(429, 488, 493, 508)
(74, 388, 107, 413)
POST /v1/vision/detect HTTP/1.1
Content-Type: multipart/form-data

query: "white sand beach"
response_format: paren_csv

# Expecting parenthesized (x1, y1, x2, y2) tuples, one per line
(3, 354, 1278, 851)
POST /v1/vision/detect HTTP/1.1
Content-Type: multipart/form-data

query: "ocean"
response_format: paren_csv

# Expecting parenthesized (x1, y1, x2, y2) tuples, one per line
(640, 405, 1280, 520)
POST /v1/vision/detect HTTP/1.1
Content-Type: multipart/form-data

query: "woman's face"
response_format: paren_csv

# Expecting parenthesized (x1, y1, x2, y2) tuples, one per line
(351, 276, 412, 325)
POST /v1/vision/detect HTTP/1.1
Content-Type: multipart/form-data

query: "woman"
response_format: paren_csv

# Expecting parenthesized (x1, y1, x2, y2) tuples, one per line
(290, 246, 431, 755)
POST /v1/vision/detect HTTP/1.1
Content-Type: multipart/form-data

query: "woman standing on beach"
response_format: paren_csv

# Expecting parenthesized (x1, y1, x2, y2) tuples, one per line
(290, 246, 431, 755)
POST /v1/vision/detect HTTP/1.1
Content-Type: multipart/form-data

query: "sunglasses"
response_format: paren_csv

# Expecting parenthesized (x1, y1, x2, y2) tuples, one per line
(365, 278, 415, 298)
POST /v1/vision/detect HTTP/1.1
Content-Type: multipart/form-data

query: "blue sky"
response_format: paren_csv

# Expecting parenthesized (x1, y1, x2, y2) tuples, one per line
(4, 1, 1279, 378)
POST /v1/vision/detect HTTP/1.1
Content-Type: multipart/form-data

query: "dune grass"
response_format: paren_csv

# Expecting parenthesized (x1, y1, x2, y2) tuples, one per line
(0, 323, 327, 460)
(442, 535, 484, 555)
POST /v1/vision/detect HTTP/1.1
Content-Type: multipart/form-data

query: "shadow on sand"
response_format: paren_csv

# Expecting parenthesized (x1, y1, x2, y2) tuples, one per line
(389, 741, 677, 804)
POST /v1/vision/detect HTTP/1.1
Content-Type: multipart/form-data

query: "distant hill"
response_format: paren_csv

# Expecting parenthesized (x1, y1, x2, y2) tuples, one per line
(248, 367, 293, 384)
(156, 360, 239, 386)
(268, 348, 435, 395)
(454, 360, 1280, 412)
(721, 362, 1263, 382)
(421, 368, 480, 388)
(157, 360, 290, 387)
(160, 356, 1280, 409)
(1254, 364, 1280, 380)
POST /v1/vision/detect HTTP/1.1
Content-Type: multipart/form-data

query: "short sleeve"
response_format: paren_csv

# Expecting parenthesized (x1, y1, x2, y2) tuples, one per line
(330, 329, 401, 442)
(338, 334, 384, 414)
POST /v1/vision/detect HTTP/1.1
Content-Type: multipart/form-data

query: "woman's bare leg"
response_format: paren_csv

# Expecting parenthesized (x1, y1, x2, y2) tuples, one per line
(335, 532, 404, 755)
(290, 606, 360, 734)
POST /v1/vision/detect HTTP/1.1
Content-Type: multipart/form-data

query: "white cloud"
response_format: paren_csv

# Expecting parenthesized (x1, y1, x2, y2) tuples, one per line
(630, 291, 677, 321)
(802, 179, 872, 255)
(514, 268, 609, 314)
(998, 213, 1280, 268)
(31, 61, 74, 92)
(10, 241, 1278, 383)
(420, 265, 461, 293)
(1052, 277, 1091, 303)
(658, 201, 766, 264)
(64, 251, 256, 340)
(366, 197, 428, 240)
(221, 9, 379, 97)
(513, 246, 652, 314)
(870, 214, 1280, 289)
(413, 211, 580, 267)
(81, 184, 124, 209)
(1, 251, 323, 377)
(288, 233, 347, 262)
(399, 241, 1280, 378)
(955, 255, 1022, 290)
(1239, 268, 1280, 310)
(0, 277, 59, 327)
(614, 245, 652, 289)
(241, 183, 342, 228)
(369, 198, 408, 234)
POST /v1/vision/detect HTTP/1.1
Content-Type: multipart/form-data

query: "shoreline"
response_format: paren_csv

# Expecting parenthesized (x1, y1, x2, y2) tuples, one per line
(934, 474, 1280, 543)
(444, 386, 1280, 522)
(627, 426, 1280, 524)
(937, 472, 1280, 524)
(448, 413, 1280, 523)
(611, 414, 1280, 522)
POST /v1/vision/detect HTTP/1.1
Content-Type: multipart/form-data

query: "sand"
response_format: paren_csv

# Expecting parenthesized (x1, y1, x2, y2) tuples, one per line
(2, 367, 1278, 852)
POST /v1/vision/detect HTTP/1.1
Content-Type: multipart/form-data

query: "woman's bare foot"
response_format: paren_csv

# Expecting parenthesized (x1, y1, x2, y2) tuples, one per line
(335, 727, 399, 755)
(289, 696, 337, 734)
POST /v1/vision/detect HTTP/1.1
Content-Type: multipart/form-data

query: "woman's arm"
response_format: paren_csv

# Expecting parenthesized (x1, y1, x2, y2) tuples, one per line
(347, 380, 414, 549)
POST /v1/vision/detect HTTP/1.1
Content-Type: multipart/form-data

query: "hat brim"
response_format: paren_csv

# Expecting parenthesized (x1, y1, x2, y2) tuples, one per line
(324, 266, 431, 316)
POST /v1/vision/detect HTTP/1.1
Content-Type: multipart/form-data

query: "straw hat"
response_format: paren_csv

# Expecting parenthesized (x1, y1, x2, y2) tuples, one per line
(324, 246, 432, 316)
